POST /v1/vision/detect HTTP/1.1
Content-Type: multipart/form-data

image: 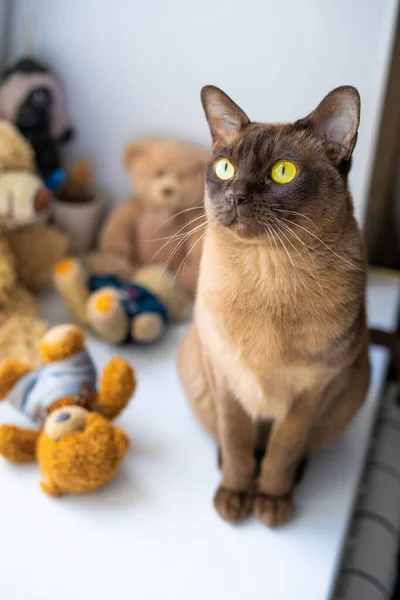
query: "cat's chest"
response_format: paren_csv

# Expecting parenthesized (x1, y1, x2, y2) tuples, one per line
(197, 298, 307, 420)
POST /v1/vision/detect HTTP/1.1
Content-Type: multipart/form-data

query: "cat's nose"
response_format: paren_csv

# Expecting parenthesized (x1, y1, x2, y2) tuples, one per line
(227, 193, 246, 207)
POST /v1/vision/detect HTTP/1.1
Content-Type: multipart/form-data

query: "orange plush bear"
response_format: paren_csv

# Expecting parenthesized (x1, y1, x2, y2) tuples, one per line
(0, 324, 135, 496)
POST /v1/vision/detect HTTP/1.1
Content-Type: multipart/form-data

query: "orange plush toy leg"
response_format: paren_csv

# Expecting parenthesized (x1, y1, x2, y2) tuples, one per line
(0, 359, 32, 400)
(40, 324, 85, 364)
(0, 425, 39, 463)
(96, 358, 136, 420)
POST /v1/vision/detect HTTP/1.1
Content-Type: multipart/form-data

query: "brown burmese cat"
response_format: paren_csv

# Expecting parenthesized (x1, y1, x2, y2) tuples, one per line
(178, 85, 370, 528)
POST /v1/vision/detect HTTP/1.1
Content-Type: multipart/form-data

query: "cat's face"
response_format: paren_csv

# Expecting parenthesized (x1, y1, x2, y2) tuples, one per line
(201, 86, 360, 241)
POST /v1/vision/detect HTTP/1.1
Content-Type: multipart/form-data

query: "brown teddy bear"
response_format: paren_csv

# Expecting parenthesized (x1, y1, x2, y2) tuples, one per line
(0, 121, 68, 366)
(0, 323, 135, 497)
(89, 138, 209, 295)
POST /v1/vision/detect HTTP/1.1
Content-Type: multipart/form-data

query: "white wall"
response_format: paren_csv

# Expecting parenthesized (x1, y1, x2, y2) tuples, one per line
(7, 0, 399, 224)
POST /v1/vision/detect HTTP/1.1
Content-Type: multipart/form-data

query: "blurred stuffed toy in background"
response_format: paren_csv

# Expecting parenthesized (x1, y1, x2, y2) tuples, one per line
(0, 56, 73, 192)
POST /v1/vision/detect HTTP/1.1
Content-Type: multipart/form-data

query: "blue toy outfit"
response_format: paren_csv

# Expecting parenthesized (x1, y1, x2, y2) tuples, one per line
(6, 349, 97, 427)
(88, 275, 169, 343)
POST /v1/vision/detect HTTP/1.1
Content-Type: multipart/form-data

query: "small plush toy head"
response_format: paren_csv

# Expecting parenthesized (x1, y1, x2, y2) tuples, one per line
(0, 171, 52, 228)
(123, 138, 209, 211)
(0, 57, 74, 179)
(0, 57, 73, 142)
(38, 409, 129, 496)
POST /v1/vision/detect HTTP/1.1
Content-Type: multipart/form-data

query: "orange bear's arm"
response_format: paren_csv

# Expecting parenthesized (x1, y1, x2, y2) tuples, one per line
(0, 426, 39, 463)
(97, 358, 136, 420)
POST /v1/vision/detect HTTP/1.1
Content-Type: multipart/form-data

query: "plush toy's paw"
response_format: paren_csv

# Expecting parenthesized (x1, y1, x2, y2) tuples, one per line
(40, 324, 85, 363)
(131, 312, 165, 343)
(0, 360, 31, 400)
(53, 258, 91, 324)
(0, 425, 39, 463)
(88, 289, 129, 344)
(40, 479, 63, 498)
(254, 493, 295, 528)
(54, 257, 81, 280)
(98, 358, 136, 419)
(213, 485, 253, 524)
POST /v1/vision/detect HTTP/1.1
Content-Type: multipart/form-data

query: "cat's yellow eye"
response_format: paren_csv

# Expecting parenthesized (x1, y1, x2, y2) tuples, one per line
(271, 161, 298, 184)
(214, 158, 235, 181)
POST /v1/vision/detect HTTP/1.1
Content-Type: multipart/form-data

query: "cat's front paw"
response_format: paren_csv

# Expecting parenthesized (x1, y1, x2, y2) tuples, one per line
(254, 492, 294, 528)
(213, 484, 253, 524)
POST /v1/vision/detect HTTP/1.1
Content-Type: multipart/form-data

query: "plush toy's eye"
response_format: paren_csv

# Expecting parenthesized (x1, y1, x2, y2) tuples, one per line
(271, 161, 297, 184)
(156, 169, 165, 178)
(214, 158, 235, 181)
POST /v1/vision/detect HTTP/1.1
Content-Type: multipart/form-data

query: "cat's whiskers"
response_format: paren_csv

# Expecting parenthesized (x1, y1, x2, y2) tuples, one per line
(161, 221, 208, 268)
(262, 218, 299, 296)
(174, 220, 216, 285)
(269, 220, 316, 309)
(270, 215, 321, 280)
(271, 216, 332, 308)
(264, 221, 287, 284)
(153, 205, 204, 233)
(157, 221, 208, 284)
(273, 207, 318, 230)
(274, 215, 364, 272)
(150, 216, 206, 261)
(147, 214, 205, 243)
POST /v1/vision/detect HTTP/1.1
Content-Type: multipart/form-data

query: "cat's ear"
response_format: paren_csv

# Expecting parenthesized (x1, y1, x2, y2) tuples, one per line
(295, 86, 360, 164)
(201, 86, 250, 147)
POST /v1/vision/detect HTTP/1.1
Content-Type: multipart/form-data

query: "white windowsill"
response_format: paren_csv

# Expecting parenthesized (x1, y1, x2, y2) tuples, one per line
(0, 268, 399, 600)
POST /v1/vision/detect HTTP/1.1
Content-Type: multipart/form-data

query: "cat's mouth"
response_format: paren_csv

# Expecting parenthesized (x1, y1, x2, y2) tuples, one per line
(214, 202, 269, 239)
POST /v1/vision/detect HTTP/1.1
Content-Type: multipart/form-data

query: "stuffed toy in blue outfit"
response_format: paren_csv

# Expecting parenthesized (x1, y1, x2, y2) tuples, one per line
(88, 275, 169, 343)
(53, 259, 192, 344)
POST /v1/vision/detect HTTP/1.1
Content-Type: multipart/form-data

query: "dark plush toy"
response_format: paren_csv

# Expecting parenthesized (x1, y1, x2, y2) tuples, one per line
(0, 57, 73, 190)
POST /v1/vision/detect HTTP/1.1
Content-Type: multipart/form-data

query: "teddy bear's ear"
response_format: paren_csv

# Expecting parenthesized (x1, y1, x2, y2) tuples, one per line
(123, 139, 153, 170)
(184, 147, 210, 177)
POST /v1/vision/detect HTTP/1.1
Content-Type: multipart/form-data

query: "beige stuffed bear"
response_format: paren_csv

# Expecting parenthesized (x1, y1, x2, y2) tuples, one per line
(0, 169, 68, 291)
(0, 121, 68, 366)
(89, 139, 209, 296)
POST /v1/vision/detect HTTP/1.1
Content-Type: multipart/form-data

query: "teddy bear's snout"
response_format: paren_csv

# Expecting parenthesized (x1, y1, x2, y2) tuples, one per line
(44, 405, 89, 439)
(55, 411, 71, 423)
(151, 175, 182, 208)
(163, 186, 174, 197)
